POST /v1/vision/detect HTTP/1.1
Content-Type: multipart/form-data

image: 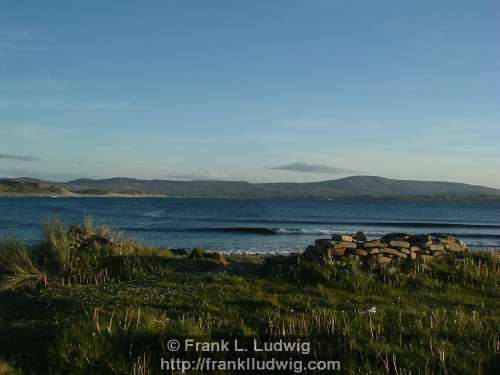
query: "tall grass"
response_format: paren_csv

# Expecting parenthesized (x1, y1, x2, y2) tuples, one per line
(0, 238, 46, 291)
(42, 219, 77, 274)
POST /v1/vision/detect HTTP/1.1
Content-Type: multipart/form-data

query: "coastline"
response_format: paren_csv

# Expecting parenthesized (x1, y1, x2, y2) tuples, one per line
(0, 192, 167, 198)
(1, 192, 500, 201)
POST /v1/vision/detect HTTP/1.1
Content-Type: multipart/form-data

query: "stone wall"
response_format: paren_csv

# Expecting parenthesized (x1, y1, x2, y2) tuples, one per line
(303, 231, 468, 265)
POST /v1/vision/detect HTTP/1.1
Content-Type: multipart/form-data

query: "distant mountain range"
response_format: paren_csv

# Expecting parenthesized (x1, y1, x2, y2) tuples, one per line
(2, 176, 500, 199)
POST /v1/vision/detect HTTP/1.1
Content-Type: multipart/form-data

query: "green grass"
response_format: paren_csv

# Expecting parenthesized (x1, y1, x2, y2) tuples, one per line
(0, 219, 499, 374)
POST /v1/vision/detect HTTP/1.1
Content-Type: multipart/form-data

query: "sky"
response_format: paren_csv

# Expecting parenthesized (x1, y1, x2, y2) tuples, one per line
(1, 0, 499, 187)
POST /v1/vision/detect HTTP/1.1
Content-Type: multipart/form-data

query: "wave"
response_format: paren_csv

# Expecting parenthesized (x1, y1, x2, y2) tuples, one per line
(143, 210, 165, 218)
(122, 226, 500, 240)
(163, 217, 500, 229)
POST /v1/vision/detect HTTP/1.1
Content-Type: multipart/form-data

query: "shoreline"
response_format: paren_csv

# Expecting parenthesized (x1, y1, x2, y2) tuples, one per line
(1, 193, 500, 201)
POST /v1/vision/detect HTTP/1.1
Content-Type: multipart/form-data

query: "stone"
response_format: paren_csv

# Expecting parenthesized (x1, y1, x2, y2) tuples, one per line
(315, 239, 335, 247)
(332, 234, 353, 242)
(304, 232, 468, 264)
(353, 231, 368, 242)
(334, 241, 357, 249)
(433, 233, 453, 239)
(444, 242, 467, 253)
(438, 238, 454, 244)
(409, 234, 431, 243)
(329, 247, 347, 257)
(389, 240, 410, 249)
(409, 234, 431, 248)
(381, 233, 409, 241)
(413, 241, 432, 249)
(428, 244, 444, 251)
(355, 249, 368, 257)
(363, 240, 382, 248)
(380, 248, 408, 258)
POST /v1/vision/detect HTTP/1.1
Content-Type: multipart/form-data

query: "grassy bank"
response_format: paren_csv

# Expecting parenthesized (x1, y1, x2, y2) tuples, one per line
(0, 217, 499, 374)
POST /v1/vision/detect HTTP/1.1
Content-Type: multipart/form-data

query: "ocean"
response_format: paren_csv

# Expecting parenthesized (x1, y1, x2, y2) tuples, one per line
(0, 197, 499, 253)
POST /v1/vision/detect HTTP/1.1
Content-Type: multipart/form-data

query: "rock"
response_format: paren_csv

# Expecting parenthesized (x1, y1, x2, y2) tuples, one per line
(353, 231, 368, 242)
(329, 247, 347, 257)
(380, 248, 408, 258)
(381, 233, 409, 241)
(315, 239, 336, 247)
(389, 240, 410, 249)
(335, 241, 357, 249)
(409, 234, 431, 243)
(433, 233, 453, 239)
(332, 234, 353, 242)
(444, 241, 467, 253)
(363, 240, 382, 248)
(304, 232, 467, 264)
(438, 238, 454, 244)
(428, 244, 444, 252)
(409, 234, 431, 248)
(355, 249, 368, 257)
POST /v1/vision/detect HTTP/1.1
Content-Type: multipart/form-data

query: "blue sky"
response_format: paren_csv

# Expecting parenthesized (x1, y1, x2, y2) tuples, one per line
(1, 0, 499, 187)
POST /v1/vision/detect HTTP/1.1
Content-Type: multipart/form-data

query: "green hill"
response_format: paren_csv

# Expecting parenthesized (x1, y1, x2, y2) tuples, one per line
(59, 175, 500, 199)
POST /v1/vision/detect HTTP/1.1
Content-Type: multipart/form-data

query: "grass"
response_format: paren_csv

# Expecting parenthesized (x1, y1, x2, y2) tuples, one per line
(0, 217, 499, 374)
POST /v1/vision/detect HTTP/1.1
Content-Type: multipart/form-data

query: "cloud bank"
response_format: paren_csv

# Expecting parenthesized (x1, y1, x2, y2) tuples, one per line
(0, 153, 40, 162)
(267, 162, 360, 174)
(163, 171, 230, 181)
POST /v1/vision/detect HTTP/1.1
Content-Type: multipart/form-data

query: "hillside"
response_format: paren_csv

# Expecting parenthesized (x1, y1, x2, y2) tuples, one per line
(2, 176, 500, 199)
(0, 179, 71, 195)
(61, 175, 500, 198)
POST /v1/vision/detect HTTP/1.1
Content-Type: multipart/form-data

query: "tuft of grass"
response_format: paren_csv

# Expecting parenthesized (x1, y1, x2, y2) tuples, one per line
(189, 248, 227, 265)
(42, 218, 77, 274)
(0, 239, 47, 292)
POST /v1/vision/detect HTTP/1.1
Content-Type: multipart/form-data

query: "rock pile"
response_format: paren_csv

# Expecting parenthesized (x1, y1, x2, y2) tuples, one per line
(303, 232, 468, 265)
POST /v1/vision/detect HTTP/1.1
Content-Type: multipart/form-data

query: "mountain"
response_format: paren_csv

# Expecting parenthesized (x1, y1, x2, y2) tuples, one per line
(0, 179, 71, 195)
(55, 176, 500, 199)
(2, 176, 500, 199)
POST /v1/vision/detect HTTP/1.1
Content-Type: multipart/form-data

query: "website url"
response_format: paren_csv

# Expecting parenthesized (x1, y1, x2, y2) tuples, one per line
(160, 357, 341, 373)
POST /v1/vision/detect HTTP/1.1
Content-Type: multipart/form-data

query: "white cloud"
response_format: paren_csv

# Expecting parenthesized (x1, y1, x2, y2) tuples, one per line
(163, 171, 231, 181)
(267, 162, 360, 174)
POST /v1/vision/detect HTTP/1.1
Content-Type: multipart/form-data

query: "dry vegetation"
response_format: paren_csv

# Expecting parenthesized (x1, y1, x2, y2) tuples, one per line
(0, 217, 499, 374)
